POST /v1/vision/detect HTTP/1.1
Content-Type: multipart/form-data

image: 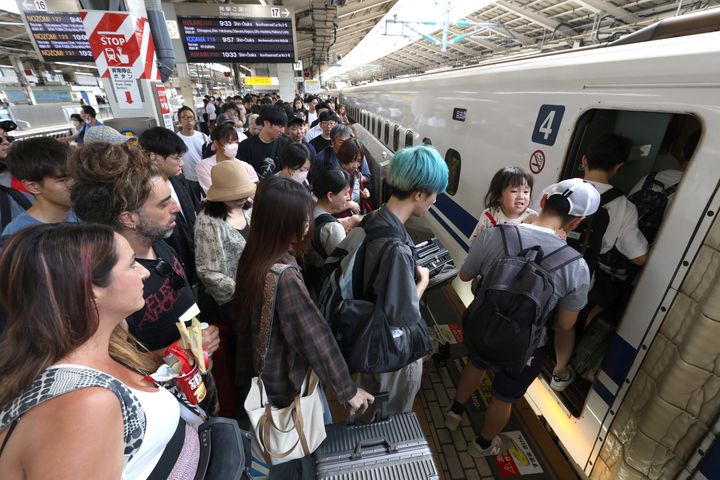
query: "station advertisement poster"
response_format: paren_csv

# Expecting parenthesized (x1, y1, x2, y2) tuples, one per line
(155, 85, 174, 129)
(305, 79, 321, 94)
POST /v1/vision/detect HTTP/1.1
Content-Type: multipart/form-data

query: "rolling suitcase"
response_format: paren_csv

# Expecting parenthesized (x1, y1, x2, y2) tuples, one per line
(314, 410, 440, 479)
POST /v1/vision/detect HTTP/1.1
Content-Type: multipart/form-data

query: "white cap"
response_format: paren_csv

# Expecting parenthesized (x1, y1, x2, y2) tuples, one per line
(542, 178, 600, 217)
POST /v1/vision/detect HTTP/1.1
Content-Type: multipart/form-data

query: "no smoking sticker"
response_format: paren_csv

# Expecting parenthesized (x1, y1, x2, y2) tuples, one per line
(529, 150, 545, 174)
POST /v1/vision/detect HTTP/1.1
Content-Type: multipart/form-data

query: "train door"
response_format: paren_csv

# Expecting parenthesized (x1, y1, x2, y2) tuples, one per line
(545, 108, 702, 417)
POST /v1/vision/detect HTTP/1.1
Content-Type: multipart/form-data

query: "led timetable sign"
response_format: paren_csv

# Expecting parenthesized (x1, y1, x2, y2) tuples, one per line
(177, 16, 294, 63)
(25, 11, 92, 62)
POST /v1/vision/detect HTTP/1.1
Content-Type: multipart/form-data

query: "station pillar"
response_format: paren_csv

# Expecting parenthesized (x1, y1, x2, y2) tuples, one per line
(271, 63, 296, 101)
(9, 56, 36, 105)
(176, 63, 196, 110)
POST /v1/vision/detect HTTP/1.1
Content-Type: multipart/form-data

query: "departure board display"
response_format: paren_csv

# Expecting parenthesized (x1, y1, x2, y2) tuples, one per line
(24, 11, 92, 63)
(177, 16, 294, 63)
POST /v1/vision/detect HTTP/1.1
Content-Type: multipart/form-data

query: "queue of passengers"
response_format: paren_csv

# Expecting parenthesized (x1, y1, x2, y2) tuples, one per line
(0, 91, 684, 478)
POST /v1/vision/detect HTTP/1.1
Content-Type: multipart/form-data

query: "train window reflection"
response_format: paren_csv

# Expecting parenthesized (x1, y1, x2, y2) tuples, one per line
(545, 108, 702, 417)
(393, 125, 401, 151)
(405, 130, 414, 147)
(422, 137, 432, 145)
(384, 121, 390, 146)
(444, 149, 461, 196)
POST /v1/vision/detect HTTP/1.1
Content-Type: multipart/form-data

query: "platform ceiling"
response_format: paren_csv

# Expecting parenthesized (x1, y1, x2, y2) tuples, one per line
(0, 1, 717, 81)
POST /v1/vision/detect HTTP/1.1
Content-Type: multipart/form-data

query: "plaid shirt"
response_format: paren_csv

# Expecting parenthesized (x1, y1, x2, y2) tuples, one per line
(249, 254, 356, 408)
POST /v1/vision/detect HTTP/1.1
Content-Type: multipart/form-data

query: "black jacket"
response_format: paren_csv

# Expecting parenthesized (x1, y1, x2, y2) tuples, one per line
(166, 174, 199, 286)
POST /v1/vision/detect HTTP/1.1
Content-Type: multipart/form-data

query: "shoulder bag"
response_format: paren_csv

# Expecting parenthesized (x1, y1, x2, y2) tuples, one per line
(244, 263, 327, 465)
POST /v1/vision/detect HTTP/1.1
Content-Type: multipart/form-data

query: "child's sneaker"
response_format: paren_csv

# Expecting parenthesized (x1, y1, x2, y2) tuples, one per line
(445, 410, 462, 432)
(468, 435, 507, 458)
(550, 366, 576, 392)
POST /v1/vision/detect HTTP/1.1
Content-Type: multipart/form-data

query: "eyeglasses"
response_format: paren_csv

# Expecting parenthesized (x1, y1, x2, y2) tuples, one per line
(154, 258, 186, 290)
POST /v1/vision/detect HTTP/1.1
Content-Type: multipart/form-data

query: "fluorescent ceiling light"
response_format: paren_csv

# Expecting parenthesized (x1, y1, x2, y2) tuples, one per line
(55, 62, 98, 70)
(258, 0, 267, 5)
(323, 0, 495, 80)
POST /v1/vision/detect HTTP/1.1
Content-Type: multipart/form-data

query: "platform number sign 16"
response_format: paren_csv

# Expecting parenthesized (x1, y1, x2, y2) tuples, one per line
(531, 105, 565, 146)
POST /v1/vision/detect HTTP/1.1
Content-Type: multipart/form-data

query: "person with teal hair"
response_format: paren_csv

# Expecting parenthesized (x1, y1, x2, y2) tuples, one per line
(385, 144, 449, 197)
(352, 145, 449, 416)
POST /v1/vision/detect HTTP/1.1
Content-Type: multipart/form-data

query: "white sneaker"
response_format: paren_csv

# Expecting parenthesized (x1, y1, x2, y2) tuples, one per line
(550, 366, 576, 392)
(445, 410, 462, 431)
(468, 435, 506, 458)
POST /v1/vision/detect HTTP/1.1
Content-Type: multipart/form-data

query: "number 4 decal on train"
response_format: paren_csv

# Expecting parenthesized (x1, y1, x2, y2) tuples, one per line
(532, 105, 565, 146)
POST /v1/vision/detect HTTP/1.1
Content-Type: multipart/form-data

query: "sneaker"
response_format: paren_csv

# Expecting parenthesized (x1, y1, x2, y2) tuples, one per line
(468, 435, 507, 458)
(445, 410, 462, 432)
(550, 366, 576, 392)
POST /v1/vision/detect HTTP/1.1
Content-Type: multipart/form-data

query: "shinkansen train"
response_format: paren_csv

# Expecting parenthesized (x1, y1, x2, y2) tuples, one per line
(338, 9, 720, 479)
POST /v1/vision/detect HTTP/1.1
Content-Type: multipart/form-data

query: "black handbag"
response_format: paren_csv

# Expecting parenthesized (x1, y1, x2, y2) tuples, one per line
(147, 383, 253, 480)
(333, 240, 432, 374)
(196, 417, 253, 480)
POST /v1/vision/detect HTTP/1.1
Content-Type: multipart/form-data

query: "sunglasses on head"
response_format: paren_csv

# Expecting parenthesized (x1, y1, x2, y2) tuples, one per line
(154, 258, 186, 290)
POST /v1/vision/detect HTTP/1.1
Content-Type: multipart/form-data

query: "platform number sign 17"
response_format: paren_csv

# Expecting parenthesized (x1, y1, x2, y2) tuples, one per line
(531, 105, 565, 146)
(271, 7, 280, 17)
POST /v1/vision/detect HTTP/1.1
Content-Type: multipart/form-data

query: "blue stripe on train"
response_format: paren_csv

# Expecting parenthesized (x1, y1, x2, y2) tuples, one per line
(592, 380, 615, 407)
(698, 439, 720, 479)
(429, 208, 470, 252)
(601, 334, 637, 388)
(434, 193, 478, 239)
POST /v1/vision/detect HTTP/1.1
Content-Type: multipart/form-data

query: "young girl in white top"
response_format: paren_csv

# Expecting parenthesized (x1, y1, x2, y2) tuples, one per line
(469, 167, 537, 244)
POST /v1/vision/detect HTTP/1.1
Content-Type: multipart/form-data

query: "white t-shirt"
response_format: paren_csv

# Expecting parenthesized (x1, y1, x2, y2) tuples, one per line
(177, 130, 209, 182)
(587, 180, 648, 260)
(629, 169, 683, 196)
(305, 124, 322, 142)
(307, 111, 318, 125)
(469, 206, 538, 244)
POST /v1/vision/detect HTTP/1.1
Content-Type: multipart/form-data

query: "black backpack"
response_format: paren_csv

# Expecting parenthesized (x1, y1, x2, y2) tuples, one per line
(565, 187, 622, 276)
(463, 225, 582, 373)
(0, 185, 32, 231)
(628, 173, 677, 245)
(303, 213, 341, 296)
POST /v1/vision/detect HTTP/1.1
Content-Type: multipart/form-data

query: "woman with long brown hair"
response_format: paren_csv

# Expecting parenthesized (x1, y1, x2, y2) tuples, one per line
(0, 223, 202, 479)
(234, 176, 373, 476)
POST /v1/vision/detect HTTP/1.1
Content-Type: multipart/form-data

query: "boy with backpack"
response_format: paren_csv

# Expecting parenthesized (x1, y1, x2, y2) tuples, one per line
(319, 145, 448, 416)
(564, 134, 649, 358)
(445, 178, 599, 457)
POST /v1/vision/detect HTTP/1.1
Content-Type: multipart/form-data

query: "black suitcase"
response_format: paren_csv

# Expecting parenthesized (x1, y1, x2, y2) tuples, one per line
(314, 411, 439, 479)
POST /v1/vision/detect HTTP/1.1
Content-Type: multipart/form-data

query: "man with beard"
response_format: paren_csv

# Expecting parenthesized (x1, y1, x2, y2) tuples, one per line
(69, 142, 220, 356)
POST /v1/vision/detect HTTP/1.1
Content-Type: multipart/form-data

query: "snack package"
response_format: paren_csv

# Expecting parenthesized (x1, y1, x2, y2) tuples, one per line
(162, 341, 207, 404)
(177, 304, 209, 373)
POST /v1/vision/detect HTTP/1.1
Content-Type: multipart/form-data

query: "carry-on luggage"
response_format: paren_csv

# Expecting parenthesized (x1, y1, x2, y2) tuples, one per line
(314, 410, 439, 479)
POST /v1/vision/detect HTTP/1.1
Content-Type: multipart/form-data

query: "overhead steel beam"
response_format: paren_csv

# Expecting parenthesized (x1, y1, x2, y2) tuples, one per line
(494, 0, 577, 37)
(338, 0, 394, 19)
(573, 0, 640, 23)
(391, 50, 438, 68)
(447, 24, 499, 50)
(338, 11, 387, 30)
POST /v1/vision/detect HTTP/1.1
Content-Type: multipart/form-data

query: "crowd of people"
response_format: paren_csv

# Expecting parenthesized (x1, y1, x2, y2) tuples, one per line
(0, 91, 689, 479)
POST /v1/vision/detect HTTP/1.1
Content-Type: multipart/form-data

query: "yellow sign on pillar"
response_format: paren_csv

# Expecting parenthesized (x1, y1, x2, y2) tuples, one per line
(244, 76, 274, 86)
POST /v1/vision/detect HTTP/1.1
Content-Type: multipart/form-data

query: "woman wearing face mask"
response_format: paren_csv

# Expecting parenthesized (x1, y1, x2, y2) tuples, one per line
(195, 123, 258, 195)
(277, 142, 312, 191)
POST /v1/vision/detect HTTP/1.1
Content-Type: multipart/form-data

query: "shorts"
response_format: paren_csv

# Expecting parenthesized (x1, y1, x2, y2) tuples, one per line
(469, 346, 548, 403)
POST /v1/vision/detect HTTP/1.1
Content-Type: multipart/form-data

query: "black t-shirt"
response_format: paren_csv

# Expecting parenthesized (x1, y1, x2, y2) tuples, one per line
(237, 135, 288, 178)
(310, 135, 331, 155)
(126, 240, 198, 351)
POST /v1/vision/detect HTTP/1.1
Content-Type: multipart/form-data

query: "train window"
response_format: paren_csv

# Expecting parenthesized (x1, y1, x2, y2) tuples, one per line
(405, 131, 414, 147)
(422, 137, 432, 145)
(384, 121, 390, 146)
(547, 108, 702, 417)
(371, 116, 377, 137)
(444, 149, 461, 196)
(393, 125, 401, 151)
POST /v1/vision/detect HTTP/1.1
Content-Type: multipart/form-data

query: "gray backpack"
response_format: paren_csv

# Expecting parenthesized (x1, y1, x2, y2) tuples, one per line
(463, 225, 582, 373)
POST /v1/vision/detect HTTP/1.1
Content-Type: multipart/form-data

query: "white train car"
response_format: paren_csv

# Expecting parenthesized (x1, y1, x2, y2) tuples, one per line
(340, 9, 720, 479)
